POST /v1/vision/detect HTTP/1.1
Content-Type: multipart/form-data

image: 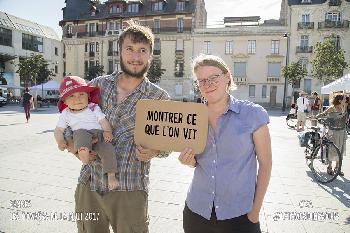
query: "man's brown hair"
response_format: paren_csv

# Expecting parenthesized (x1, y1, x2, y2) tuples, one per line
(118, 20, 154, 52)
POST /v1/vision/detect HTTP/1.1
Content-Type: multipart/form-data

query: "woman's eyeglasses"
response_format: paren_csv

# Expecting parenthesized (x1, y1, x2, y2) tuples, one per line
(196, 73, 224, 87)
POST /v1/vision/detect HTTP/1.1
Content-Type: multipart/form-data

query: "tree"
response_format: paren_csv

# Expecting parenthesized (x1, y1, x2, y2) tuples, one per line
(85, 65, 104, 81)
(311, 35, 348, 84)
(16, 53, 53, 86)
(282, 60, 307, 87)
(147, 60, 165, 84)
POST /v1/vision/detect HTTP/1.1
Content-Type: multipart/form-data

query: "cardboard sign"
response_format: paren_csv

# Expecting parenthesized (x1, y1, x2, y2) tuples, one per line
(134, 100, 208, 154)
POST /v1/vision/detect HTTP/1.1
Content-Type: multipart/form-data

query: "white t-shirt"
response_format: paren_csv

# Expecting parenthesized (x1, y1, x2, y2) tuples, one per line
(296, 96, 309, 113)
(56, 103, 106, 131)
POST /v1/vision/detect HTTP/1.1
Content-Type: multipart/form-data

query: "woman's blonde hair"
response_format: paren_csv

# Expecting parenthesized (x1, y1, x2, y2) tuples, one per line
(192, 54, 236, 91)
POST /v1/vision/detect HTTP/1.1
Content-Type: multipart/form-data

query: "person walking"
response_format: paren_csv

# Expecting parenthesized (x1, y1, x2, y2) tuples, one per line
(63, 21, 170, 233)
(296, 91, 309, 132)
(311, 91, 321, 116)
(22, 88, 33, 123)
(178, 54, 272, 233)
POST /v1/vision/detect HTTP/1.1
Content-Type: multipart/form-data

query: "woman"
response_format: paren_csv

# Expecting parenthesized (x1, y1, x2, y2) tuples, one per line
(179, 54, 272, 233)
(316, 93, 347, 176)
(22, 88, 33, 123)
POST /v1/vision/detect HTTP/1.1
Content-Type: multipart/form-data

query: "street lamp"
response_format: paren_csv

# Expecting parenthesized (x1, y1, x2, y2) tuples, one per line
(282, 33, 290, 112)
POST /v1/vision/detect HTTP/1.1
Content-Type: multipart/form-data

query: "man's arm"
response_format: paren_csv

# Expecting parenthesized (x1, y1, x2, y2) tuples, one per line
(248, 124, 272, 223)
(54, 127, 67, 151)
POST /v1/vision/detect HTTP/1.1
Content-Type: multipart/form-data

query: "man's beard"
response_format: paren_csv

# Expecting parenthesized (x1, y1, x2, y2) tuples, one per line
(120, 55, 150, 79)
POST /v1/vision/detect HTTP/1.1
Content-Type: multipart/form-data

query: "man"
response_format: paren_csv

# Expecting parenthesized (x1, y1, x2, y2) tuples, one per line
(311, 91, 320, 116)
(73, 21, 170, 233)
(296, 90, 309, 132)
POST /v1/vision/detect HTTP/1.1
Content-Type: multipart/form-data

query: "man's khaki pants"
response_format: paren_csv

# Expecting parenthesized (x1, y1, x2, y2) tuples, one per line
(75, 183, 149, 233)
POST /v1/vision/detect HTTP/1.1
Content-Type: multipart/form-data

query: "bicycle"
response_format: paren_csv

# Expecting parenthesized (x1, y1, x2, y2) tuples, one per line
(286, 113, 297, 129)
(301, 118, 342, 184)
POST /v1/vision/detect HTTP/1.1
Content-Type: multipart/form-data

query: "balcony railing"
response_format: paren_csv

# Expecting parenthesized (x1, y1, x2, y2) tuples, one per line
(267, 77, 281, 83)
(234, 77, 247, 84)
(296, 46, 313, 53)
(152, 27, 192, 34)
(153, 50, 161, 55)
(65, 33, 73, 38)
(89, 51, 95, 57)
(107, 51, 119, 56)
(318, 20, 349, 29)
(329, 0, 342, 6)
(175, 71, 184, 77)
(297, 22, 314, 30)
(77, 31, 106, 38)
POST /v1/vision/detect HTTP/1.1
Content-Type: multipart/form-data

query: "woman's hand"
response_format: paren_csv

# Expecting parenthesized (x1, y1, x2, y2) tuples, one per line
(247, 211, 259, 223)
(178, 148, 196, 168)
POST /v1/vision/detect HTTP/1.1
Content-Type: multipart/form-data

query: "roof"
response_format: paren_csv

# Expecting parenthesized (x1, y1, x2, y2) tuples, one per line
(0, 11, 60, 40)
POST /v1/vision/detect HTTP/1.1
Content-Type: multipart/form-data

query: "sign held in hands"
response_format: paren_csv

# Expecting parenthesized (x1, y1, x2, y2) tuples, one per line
(134, 100, 208, 154)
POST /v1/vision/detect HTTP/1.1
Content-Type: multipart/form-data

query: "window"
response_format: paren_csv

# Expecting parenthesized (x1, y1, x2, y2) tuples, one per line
(67, 25, 73, 34)
(304, 79, 312, 94)
(176, 39, 183, 51)
(248, 40, 256, 54)
(55, 65, 58, 74)
(96, 60, 99, 67)
(204, 41, 211, 54)
(271, 40, 279, 54)
(326, 35, 341, 50)
(325, 12, 340, 22)
(249, 85, 255, 97)
(152, 1, 163, 11)
(0, 27, 12, 47)
(55, 47, 58, 55)
(90, 42, 95, 52)
(110, 4, 123, 13)
(89, 60, 95, 67)
(108, 22, 115, 31)
(267, 62, 281, 77)
(85, 43, 88, 52)
(108, 60, 113, 74)
(128, 4, 139, 13)
(234, 62, 247, 77)
(22, 33, 43, 52)
(225, 41, 233, 54)
(84, 61, 88, 71)
(300, 35, 309, 47)
(300, 58, 308, 71)
(301, 14, 310, 23)
(177, 18, 184, 33)
(262, 85, 267, 98)
(175, 60, 184, 77)
(176, 1, 185, 11)
(154, 38, 161, 54)
(154, 19, 160, 33)
(95, 42, 99, 52)
(301, 0, 311, 3)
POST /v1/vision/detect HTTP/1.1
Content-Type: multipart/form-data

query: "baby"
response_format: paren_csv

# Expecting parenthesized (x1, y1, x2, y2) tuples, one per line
(54, 76, 117, 190)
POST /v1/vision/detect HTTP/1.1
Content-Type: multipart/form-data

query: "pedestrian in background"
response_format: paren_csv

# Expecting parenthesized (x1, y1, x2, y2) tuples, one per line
(311, 91, 321, 116)
(296, 91, 309, 132)
(316, 92, 347, 176)
(22, 87, 33, 123)
(178, 54, 272, 233)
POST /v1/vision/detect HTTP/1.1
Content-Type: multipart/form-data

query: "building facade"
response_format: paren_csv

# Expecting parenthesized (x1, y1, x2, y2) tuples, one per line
(60, 0, 206, 100)
(0, 11, 63, 96)
(284, 0, 350, 101)
(193, 19, 288, 107)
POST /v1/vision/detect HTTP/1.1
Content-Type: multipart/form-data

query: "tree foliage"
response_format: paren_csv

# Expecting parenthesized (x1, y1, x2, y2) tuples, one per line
(147, 60, 165, 84)
(282, 60, 307, 86)
(311, 35, 348, 83)
(85, 65, 104, 81)
(16, 53, 53, 86)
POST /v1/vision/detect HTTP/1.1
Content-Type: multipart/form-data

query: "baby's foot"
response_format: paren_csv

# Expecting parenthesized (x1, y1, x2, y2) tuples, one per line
(108, 173, 118, 190)
(78, 147, 90, 164)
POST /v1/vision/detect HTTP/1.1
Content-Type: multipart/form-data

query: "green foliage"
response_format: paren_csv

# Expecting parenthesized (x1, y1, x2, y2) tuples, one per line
(16, 53, 53, 86)
(147, 60, 165, 84)
(282, 60, 307, 86)
(85, 65, 104, 81)
(311, 36, 348, 83)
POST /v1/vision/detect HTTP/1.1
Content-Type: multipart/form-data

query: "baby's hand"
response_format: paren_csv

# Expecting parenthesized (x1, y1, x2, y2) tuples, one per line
(103, 131, 113, 143)
(58, 141, 67, 151)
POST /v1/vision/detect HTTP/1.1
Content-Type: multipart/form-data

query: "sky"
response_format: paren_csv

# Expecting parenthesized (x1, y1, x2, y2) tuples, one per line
(0, 0, 282, 38)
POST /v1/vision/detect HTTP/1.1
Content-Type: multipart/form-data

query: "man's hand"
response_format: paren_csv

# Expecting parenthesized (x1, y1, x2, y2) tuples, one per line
(178, 148, 196, 167)
(57, 141, 67, 151)
(103, 131, 113, 143)
(136, 145, 159, 162)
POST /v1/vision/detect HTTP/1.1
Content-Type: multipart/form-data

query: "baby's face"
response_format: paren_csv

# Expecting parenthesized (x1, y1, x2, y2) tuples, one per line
(64, 92, 89, 110)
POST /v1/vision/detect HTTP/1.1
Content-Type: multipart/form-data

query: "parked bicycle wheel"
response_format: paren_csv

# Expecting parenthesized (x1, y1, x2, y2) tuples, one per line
(286, 114, 297, 129)
(309, 142, 342, 183)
